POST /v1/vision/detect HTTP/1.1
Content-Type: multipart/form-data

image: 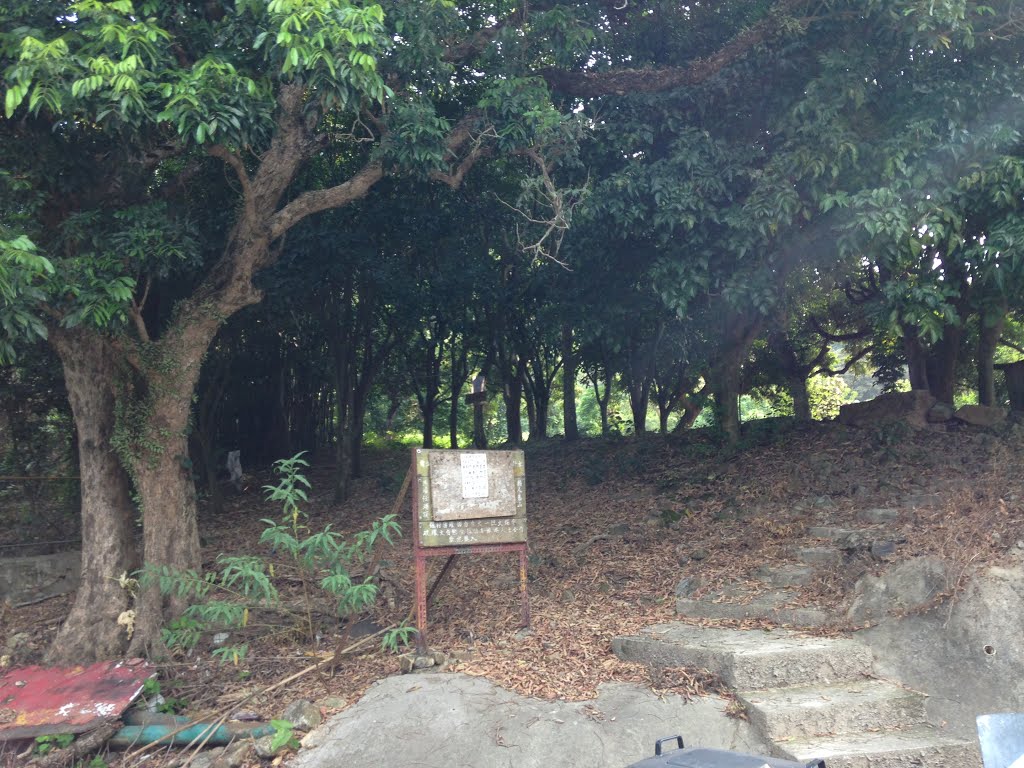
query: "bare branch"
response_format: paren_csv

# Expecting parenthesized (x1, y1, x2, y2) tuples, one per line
(497, 148, 588, 267)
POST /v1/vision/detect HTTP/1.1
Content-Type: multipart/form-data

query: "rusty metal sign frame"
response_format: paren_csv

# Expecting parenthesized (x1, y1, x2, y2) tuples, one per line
(412, 448, 529, 651)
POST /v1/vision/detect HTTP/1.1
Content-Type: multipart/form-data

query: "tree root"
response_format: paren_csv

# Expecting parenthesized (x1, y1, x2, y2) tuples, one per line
(29, 722, 119, 768)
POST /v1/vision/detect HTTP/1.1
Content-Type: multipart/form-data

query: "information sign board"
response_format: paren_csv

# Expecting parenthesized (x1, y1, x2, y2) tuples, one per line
(415, 449, 527, 546)
(411, 448, 529, 650)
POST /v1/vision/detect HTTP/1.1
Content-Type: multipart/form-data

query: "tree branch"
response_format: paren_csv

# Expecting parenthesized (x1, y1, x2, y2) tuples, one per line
(813, 344, 873, 377)
(129, 277, 151, 343)
(208, 145, 253, 205)
(998, 337, 1024, 356)
(810, 316, 873, 343)
(443, 10, 523, 63)
(428, 115, 495, 189)
(268, 161, 384, 240)
(538, 0, 810, 97)
(804, 341, 831, 373)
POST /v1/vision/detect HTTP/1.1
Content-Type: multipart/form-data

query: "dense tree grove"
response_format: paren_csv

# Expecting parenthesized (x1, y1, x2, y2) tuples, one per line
(2, 0, 1023, 661)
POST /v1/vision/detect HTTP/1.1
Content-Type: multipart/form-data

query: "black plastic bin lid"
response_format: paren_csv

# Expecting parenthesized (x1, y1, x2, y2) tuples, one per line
(627, 746, 824, 768)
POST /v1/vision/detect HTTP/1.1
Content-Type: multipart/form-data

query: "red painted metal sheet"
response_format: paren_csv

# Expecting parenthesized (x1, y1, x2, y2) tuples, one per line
(0, 659, 153, 740)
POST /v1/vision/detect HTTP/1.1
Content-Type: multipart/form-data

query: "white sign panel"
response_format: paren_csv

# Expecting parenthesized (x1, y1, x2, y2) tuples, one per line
(460, 453, 489, 498)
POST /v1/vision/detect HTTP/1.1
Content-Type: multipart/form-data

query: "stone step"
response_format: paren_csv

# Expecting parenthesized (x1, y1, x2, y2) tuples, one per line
(739, 678, 928, 741)
(677, 588, 833, 627)
(856, 507, 900, 525)
(807, 526, 859, 541)
(775, 725, 980, 768)
(792, 546, 842, 567)
(611, 623, 873, 690)
(752, 563, 816, 588)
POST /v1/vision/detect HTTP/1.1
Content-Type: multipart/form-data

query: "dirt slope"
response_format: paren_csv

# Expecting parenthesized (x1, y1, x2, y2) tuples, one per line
(4, 419, 1023, 763)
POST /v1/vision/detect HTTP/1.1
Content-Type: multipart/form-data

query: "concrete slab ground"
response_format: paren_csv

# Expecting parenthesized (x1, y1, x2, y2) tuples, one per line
(291, 672, 772, 768)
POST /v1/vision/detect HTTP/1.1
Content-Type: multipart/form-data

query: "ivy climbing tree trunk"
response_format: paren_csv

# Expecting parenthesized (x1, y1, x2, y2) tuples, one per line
(47, 328, 137, 664)
(78, 85, 383, 654)
(125, 303, 244, 656)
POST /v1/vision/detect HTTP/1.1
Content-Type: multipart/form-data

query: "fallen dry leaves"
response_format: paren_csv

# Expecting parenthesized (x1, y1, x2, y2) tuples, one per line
(4, 420, 1024, 766)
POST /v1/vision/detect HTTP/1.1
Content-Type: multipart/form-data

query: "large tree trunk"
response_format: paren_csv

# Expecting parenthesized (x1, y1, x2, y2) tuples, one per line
(126, 323, 216, 657)
(628, 382, 650, 434)
(767, 327, 814, 421)
(926, 325, 963, 405)
(710, 313, 761, 444)
(49, 84, 384, 661)
(532, 389, 549, 440)
(790, 376, 812, 421)
(672, 394, 703, 431)
(129, 421, 202, 656)
(978, 310, 1005, 406)
(658, 403, 671, 434)
(711, 364, 742, 444)
(588, 367, 613, 436)
(623, 323, 663, 436)
(902, 330, 930, 391)
(47, 329, 137, 664)
(421, 399, 436, 448)
(504, 363, 524, 445)
(561, 324, 579, 441)
(524, 383, 537, 438)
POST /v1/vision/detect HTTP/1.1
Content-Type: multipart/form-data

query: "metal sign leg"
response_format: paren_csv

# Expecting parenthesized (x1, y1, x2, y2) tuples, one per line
(415, 552, 428, 653)
(519, 547, 530, 628)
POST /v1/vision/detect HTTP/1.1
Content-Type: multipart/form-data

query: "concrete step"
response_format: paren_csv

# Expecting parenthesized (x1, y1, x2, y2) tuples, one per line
(611, 623, 873, 690)
(677, 588, 833, 627)
(739, 678, 928, 741)
(775, 724, 980, 767)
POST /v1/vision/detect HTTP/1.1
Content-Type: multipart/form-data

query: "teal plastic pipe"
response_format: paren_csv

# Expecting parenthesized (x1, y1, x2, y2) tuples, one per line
(110, 721, 275, 748)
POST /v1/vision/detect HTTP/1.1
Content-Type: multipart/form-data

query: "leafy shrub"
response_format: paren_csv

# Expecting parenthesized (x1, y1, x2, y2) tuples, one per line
(144, 452, 409, 661)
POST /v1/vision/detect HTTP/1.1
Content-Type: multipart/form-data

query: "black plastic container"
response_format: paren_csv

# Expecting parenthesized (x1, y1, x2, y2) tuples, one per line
(626, 737, 826, 768)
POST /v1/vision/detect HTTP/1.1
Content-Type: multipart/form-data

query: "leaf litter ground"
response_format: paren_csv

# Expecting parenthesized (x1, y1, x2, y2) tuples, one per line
(5, 419, 1024, 766)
